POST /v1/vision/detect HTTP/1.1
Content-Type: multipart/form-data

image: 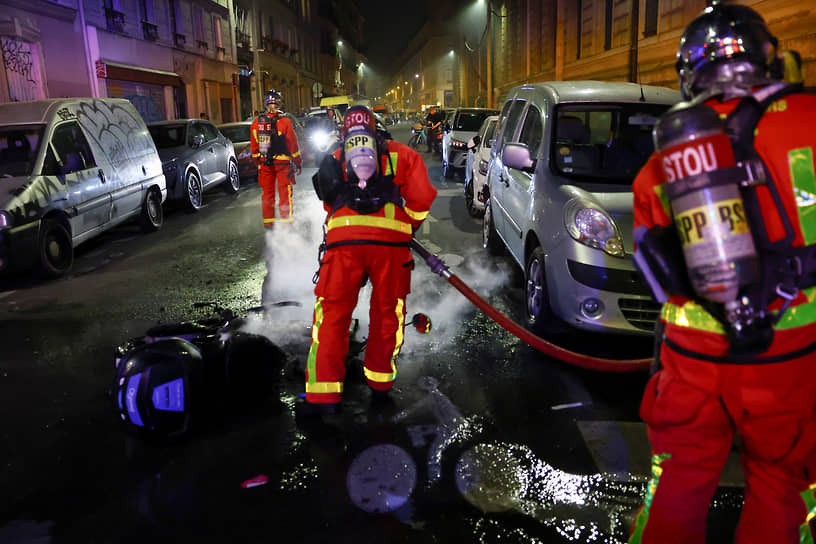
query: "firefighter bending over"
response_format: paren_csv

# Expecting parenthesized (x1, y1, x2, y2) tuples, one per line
(300, 105, 437, 415)
(250, 89, 302, 227)
(629, 4, 816, 543)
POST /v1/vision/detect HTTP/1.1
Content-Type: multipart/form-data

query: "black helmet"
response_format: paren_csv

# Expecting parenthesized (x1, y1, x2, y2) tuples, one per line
(676, 2, 777, 99)
(264, 89, 283, 106)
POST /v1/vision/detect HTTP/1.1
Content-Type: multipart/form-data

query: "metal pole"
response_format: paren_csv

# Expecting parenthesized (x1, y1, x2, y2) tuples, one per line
(486, 3, 493, 108)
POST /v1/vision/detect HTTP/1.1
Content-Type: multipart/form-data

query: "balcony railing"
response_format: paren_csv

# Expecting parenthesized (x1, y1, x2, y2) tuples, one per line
(197, 40, 208, 52)
(105, 7, 125, 33)
(174, 32, 186, 47)
(142, 20, 158, 41)
(216, 46, 225, 60)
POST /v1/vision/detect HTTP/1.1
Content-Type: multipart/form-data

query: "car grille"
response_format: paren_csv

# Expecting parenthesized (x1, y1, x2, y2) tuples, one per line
(618, 298, 661, 331)
(567, 260, 651, 296)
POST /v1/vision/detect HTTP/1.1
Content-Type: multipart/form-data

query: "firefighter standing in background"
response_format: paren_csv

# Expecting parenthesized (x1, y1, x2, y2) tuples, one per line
(629, 4, 816, 544)
(300, 105, 437, 414)
(250, 89, 302, 227)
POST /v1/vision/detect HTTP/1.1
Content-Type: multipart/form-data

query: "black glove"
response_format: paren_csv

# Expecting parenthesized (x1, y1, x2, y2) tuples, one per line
(634, 224, 695, 300)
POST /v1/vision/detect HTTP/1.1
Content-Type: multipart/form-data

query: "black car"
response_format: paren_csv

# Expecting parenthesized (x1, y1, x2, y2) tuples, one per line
(148, 120, 240, 212)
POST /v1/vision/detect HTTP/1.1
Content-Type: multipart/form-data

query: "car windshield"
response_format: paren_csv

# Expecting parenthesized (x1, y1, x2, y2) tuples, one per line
(552, 104, 668, 182)
(455, 111, 493, 131)
(219, 125, 250, 143)
(0, 125, 45, 177)
(148, 124, 187, 149)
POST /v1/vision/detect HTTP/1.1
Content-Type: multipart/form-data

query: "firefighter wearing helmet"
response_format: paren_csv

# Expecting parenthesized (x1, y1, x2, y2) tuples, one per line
(629, 3, 816, 543)
(299, 105, 437, 415)
(250, 89, 302, 227)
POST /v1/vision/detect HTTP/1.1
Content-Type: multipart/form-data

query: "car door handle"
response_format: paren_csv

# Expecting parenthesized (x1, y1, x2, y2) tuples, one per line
(208, 147, 215, 154)
(98, 169, 106, 183)
(500, 172, 509, 187)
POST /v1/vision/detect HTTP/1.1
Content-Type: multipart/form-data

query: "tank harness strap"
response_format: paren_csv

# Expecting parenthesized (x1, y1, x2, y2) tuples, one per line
(725, 83, 816, 322)
(663, 334, 816, 364)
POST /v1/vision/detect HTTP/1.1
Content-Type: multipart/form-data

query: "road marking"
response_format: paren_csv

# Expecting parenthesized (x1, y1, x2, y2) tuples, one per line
(434, 189, 462, 197)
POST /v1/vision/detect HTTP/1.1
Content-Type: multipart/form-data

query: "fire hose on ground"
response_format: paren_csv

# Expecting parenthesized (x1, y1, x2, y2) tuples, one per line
(410, 238, 654, 373)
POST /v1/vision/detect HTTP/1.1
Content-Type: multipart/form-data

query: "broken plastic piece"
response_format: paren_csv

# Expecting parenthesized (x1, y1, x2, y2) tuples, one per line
(241, 474, 269, 488)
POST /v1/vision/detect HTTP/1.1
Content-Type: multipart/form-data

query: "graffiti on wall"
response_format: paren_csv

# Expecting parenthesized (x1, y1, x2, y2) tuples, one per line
(1, 37, 42, 102)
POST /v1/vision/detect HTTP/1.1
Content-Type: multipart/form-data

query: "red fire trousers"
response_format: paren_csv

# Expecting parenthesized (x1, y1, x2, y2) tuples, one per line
(258, 162, 294, 227)
(633, 342, 816, 544)
(305, 244, 413, 404)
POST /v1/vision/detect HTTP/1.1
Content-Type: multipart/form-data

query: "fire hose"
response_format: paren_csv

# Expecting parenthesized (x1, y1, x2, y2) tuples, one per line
(410, 239, 653, 373)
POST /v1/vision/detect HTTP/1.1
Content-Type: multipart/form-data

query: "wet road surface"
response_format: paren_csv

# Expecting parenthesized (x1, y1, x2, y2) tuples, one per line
(0, 123, 745, 543)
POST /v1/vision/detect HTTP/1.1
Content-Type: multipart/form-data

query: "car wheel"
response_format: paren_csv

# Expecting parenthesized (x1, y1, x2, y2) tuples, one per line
(224, 159, 240, 194)
(185, 170, 203, 212)
(465, 180, 482, 218)
(482, 198, 502, 256)
(139, 187, 164, 232)
(524, 246, 555, 334)
(38, 218, 73, 278)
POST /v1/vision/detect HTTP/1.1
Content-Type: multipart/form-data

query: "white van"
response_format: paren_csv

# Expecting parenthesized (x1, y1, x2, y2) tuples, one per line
(0, 98, 167, 277)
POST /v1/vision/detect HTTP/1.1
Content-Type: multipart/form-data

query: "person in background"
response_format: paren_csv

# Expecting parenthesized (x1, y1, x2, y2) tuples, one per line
(299, 105, 437, 417)
(628, 4, 816, 543)
(250, 89, 302, 228)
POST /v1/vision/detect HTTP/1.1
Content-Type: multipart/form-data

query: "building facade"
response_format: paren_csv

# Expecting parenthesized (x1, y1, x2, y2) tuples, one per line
(389, 0, 816, 112)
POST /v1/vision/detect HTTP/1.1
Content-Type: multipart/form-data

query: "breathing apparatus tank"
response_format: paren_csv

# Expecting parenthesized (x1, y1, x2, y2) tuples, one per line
(653, 102, 760, 311)
(256, 113, 273, 159)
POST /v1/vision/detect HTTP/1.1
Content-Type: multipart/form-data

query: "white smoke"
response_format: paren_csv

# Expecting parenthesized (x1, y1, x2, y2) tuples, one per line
(241, 180, 512, 362)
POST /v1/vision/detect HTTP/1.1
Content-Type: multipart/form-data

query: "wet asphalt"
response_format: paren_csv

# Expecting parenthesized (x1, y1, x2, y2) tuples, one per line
(0, 123, 744, 543)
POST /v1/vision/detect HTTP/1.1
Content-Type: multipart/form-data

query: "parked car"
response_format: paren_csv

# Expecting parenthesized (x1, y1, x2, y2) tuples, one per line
(217, 121, 256, 181)
(483, 81, 681, 336)
(442, 108, 499, 180)
(0, 98, 166, 278)
(148, 120, 239, 212)
(463, 114, 498, 217)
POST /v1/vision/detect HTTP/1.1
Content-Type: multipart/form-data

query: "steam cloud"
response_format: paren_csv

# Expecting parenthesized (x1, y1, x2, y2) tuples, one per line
(241, 181, 511, 362)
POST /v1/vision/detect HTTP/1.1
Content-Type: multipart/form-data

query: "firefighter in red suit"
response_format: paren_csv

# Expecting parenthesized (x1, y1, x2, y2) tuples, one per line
(250, 89, 302, 227)
(301, 105, 437, 412)
(629, 4, 816, 544)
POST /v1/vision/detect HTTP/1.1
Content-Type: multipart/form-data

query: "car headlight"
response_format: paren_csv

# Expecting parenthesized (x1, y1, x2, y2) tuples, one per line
(478, 159, 489, 176)
(310, 130, 332, 150)
(451, 138, 467, 149)
(238, 150, 251, 160)
(0, 210, 12, 230)
(563, 199, 625, 257)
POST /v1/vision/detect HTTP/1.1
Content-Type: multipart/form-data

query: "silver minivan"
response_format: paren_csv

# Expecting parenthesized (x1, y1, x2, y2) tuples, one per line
(0, 98, 167, 277)
(483, 81, 681, 336)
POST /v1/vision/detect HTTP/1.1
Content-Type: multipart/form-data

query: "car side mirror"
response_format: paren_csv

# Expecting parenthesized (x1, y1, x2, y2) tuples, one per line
(502, 143, 536, 173)
(191, 134, 205, 148)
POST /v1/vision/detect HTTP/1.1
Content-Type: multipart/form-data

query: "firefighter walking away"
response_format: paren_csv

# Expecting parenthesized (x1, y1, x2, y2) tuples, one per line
(250, 89, 302, 227)
(629, 3, 816, 543)
(298, 105, 437, 419)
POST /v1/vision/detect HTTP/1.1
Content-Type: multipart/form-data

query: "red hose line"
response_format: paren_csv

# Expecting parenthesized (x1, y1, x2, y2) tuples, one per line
(447, 275, 653, 373)
(409, 238, 652, 372)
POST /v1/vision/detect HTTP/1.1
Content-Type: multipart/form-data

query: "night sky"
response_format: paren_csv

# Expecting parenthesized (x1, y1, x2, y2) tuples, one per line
(358, 0, 428, 74)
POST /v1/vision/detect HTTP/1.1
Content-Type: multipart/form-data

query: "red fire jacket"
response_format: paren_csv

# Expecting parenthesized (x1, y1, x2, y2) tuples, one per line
(250, 112, 301, 166)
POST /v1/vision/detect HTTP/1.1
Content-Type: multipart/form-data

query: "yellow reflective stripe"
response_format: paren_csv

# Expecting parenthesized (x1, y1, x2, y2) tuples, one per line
(292, 151, 301, 158)
(799, 482, 816, 544)
(628, 453, 672, 544)
(264, 218, 276, 225)
(305, 381, 344, 393)
(272, 154, 291, 160)
(384, 202, 395, 219)
(662, 287, 816, 332)
(383, 152, 398, 176)
(661, 300, 726, 334)
(327, 214, 413, 234)
(306, 297, 323, 385)
(252, 127, 257, 141)
(392, 297, 405, 363)
(775, 286, 816, 330)
(252, 153, 260, 158)
(653, 183, 671, 220)
(789, 147, 816, 245)
(364, 363, 397, 384)
(404, 207, 429, 221)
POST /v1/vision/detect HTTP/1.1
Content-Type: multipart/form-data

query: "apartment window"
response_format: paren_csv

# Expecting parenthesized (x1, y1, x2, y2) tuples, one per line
(192, 6, 206, 47)
(168, 0, 180, 35)
(103, 0, 125, 33)
(140, 0, 158, 40)
(212, 15, 223, 48)
(268, 16, 275, 38)
(644, 0, 658, 38)
(604, 0, 612, 50)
